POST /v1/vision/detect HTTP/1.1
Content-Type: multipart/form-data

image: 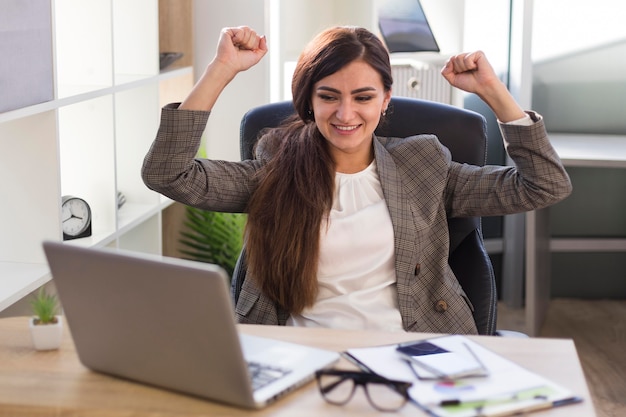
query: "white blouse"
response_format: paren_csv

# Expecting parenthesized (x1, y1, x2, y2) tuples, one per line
(287, 161, 404, 332)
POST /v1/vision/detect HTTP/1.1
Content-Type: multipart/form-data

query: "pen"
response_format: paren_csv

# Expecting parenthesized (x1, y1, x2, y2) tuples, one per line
(435, 385, 547, 408)
(437, 392, 582, 409)
(482, 396, 584, 417)
(552, 396, 583, 407)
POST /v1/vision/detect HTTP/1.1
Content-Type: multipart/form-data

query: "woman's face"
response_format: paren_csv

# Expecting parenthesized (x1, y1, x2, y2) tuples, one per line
(311, 59, 391, 173)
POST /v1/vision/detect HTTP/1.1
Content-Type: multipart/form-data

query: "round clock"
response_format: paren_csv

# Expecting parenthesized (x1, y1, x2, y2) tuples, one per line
(61, 195, 92, 240)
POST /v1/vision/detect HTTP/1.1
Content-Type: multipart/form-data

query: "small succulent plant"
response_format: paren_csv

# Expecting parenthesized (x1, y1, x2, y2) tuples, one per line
(30, 287, 60, 325)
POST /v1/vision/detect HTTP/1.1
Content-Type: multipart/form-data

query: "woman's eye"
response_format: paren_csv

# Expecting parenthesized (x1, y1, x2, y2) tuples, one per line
(356, 95, 374, 102)
(318, 94, 337, 101)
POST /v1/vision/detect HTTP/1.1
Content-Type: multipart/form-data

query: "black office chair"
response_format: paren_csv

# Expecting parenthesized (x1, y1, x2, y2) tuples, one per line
(231, 96, 498, 335)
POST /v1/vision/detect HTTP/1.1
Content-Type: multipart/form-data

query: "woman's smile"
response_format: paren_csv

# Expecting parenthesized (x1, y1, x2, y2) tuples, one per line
(333, 123, 362, 133)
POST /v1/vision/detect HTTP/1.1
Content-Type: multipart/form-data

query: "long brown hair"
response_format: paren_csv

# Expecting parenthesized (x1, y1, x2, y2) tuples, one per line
(245, 26, 393, 314)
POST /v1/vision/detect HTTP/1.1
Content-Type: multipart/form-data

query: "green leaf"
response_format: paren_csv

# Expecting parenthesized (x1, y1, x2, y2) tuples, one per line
(30, 287, 59, 324)
(178, 207, 246, 279)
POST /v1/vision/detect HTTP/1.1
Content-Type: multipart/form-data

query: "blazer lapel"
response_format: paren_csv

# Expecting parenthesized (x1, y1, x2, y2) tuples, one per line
(373, 138, 421, 326)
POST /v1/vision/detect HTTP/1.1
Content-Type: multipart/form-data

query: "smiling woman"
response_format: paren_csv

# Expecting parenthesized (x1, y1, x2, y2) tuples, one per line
(141, 25, 571, 335)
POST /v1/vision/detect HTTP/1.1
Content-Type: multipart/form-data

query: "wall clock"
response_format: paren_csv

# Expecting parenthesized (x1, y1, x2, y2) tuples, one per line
(61, 195, 92, 240)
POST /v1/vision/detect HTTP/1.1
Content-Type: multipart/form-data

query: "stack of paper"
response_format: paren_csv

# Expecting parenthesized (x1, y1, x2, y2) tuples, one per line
(345, 334, 581, 417)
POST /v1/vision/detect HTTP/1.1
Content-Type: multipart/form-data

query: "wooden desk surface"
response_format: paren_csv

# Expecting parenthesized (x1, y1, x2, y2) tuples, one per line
(0, 317, 596, 417)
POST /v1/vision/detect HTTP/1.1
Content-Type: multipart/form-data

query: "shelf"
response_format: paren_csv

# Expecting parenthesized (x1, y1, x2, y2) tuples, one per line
(0, 67, 193, 124)
(54, 0, 114, 99)
(0, 111, 61, 264)
(117, 200, 173, 237)
(159, 0, 193, 70)
(0, 0, 194, 312)
(0, 202, 175, 313)
(118, 215, 163, 254)
(113, 0, 159, 80)
(0, 263, 50, 311)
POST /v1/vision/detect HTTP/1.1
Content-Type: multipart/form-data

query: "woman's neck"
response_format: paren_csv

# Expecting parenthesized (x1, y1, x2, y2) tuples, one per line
(333, 148, 374, 174)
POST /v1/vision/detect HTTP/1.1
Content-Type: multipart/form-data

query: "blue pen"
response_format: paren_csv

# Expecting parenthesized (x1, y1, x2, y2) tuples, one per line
(552, 396, 584, 407)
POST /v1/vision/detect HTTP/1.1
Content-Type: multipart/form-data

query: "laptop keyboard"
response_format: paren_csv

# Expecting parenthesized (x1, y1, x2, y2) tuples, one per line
(247, 361, 291, 390)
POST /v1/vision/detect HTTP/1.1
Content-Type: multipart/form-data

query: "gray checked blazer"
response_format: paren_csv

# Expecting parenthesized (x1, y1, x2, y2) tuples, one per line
(142, 104, 572, 334)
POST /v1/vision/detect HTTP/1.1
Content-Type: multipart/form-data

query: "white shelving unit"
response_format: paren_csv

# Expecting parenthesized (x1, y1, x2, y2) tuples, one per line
(0, 0, 193, 311)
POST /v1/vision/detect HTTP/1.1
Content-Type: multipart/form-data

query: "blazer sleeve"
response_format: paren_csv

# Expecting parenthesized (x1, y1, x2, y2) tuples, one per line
(141, 104, 263, 213)
(445, 111, 572, 218)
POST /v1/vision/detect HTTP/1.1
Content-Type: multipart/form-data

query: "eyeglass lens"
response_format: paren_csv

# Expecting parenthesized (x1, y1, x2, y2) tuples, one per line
(317, 372, 408, 411)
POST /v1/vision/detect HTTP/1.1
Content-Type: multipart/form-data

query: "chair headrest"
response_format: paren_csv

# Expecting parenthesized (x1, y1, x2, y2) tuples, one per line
(239, 97, 487, 167)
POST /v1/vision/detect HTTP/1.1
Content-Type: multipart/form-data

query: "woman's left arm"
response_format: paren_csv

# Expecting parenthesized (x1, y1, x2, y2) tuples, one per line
(444, 115, 572, 218)
(441, 51, 526, 123)
(441, 51, 572, 216)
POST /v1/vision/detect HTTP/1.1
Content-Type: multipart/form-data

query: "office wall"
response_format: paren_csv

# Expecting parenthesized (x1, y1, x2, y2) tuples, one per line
(192, 0, 269, 162)
(532, 40, 626, 135)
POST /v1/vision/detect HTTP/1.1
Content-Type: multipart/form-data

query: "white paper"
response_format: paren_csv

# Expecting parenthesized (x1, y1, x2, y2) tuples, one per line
(345, 335, 577, 417)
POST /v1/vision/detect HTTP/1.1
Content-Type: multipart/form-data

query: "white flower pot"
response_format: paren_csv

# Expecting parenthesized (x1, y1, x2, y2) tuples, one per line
(29, 315, 63, 351)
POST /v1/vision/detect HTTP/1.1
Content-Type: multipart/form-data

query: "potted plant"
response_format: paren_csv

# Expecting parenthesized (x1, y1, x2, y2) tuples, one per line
(29, 287, 63, 351)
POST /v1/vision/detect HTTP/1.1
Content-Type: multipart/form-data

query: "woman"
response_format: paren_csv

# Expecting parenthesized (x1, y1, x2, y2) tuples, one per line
(142, 26, 571, 334)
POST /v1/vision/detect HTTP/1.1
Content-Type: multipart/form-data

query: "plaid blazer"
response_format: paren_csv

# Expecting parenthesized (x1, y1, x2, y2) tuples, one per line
(142, 105, 571, 334)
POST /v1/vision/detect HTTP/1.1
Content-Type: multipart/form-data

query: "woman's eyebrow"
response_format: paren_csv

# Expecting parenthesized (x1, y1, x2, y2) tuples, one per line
(316, 86, 377, 94)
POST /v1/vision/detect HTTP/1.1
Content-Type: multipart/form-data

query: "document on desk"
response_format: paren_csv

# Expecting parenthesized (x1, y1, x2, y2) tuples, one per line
(345, 335, 582, 417)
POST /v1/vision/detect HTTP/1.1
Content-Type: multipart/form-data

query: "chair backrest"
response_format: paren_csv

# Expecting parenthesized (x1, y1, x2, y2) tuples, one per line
(234, 96, 497, 335)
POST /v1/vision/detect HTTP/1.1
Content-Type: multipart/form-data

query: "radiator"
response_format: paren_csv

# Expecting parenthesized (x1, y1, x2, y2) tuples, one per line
(391, 60, 452, 104)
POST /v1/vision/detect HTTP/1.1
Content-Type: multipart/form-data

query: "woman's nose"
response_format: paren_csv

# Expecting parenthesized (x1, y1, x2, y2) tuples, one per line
(335, 100, 355, 122)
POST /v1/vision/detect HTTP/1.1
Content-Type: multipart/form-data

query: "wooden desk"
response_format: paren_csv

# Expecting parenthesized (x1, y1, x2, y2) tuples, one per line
(0, 317, 596, 417)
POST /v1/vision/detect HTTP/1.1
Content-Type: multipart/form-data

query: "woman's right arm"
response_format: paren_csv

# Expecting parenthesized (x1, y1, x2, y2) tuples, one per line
(141, 27, 267, 211)
(142, 104, 265, 212)
(181, 26, 267, 111)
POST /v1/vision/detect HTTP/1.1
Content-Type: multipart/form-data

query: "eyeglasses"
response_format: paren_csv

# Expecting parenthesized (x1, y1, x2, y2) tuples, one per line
(315, 369, 412, 412)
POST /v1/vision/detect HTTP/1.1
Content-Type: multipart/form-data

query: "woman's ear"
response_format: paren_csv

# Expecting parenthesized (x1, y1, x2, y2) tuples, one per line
(382, 89, 392, 113)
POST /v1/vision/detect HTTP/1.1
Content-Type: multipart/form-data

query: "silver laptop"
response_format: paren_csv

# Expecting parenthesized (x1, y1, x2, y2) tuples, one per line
(42, 241, 339, 409)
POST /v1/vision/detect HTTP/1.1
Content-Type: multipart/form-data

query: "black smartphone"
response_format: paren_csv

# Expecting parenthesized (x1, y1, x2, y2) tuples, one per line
(396, 340, 489, 379)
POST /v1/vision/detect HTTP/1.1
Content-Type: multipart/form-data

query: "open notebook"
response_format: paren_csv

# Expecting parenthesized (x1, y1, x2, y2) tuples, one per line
(42, 241, 339, 409)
